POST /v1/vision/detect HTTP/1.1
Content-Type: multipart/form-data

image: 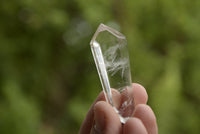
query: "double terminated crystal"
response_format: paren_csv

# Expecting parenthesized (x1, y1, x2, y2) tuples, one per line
(90, 24, 134, 123)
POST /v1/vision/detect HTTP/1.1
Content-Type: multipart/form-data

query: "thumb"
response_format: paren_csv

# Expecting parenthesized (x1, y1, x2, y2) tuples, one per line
(90, 101, 122, 134)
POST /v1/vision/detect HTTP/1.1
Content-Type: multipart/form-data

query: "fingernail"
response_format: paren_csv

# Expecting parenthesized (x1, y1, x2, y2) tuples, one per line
(94, 107, 104, 132)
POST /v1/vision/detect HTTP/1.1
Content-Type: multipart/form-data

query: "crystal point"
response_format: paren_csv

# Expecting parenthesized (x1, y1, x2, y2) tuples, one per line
(90, 24, 134, 123)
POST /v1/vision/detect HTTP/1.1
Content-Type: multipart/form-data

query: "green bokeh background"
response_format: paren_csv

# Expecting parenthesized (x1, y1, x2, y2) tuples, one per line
(0, 0, 200, 134)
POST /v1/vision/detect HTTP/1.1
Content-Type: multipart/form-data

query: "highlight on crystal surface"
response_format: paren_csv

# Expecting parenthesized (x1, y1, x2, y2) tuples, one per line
(90, 23, 135, 123)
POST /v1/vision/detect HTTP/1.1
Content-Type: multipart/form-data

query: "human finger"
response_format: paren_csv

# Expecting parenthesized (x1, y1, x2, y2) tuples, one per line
(123, 118, 148, 134)
(90, 101, 122, 134)
(79, 92, 106, 134)
(132, 83, 148, 105)
(117, 83, 148, 117)
(133, 104, 158, 134)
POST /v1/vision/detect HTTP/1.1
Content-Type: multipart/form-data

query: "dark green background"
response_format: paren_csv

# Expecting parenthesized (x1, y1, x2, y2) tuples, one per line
(0, 0, 200, 134)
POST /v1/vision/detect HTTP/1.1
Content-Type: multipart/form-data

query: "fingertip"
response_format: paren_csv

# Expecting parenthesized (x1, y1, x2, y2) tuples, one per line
(94, 101, 122, 134)
(124, 118, 148, 134)
(94, 101, 120, 123)
(132, 83, 148, 105)
(94, 101, 107, 112)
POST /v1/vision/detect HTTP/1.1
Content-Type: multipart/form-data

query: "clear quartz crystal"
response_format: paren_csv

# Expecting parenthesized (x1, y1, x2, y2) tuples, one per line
(90, 23, 135, 124)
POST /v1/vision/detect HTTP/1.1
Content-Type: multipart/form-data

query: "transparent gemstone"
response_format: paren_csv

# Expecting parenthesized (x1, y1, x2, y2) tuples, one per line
(90, 23, 135, 123)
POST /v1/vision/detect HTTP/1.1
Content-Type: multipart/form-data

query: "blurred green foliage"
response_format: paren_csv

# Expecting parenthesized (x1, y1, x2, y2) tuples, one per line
(0, 0, 200, 134)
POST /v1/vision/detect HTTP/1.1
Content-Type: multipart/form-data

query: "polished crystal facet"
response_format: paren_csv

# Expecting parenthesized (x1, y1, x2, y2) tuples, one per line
(90, 24, 135, 123)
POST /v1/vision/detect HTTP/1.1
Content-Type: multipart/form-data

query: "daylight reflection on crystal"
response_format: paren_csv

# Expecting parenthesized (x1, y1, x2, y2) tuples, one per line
(90, 23, 134, 123)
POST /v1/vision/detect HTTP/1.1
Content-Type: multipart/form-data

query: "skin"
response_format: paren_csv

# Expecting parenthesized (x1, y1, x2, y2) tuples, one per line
(79, 83, 158, 134)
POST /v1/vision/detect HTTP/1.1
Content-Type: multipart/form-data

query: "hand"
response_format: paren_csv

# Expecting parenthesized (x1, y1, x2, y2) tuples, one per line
(79, 83, 158, 134)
